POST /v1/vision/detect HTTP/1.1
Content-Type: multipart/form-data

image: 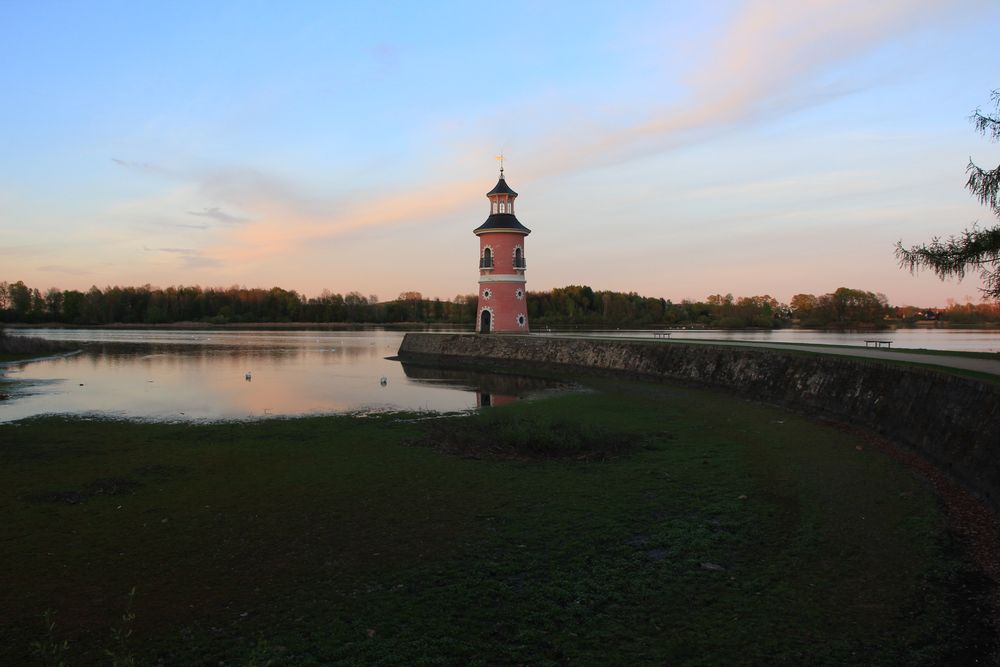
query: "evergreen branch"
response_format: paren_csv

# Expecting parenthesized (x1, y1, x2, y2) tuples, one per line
(970, 89, 1000, 141)
(900, 90, 1000, 300)
(895, 226, 1000, 299)
(966, 161, 1000, 216)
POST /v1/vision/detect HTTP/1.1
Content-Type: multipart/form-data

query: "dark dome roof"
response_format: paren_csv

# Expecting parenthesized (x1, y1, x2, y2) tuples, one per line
(486, 176, 518, 197)
(473, 213, 531, 235)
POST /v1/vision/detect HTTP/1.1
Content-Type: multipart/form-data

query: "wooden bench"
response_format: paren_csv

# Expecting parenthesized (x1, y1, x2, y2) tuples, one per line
(865, 340, 892, 349)
(653, 331, 671, 339)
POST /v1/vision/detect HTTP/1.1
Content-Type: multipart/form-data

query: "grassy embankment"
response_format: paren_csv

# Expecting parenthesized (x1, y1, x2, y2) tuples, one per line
(0, 329, 79, 399)
(0, 327, 77, 363)
(1, 379, 995, 665)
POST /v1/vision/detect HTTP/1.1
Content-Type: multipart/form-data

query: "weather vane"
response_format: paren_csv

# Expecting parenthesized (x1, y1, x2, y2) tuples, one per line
(496, 151, 504, 176)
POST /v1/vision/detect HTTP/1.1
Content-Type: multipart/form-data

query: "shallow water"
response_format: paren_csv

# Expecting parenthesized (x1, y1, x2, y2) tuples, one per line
(0, 329, 554, 423)
(4, 326, 995, 423)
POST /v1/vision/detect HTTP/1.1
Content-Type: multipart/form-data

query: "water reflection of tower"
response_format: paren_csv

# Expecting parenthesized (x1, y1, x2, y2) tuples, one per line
(476, 392, 516, 408)
(475, 157, 530, 333)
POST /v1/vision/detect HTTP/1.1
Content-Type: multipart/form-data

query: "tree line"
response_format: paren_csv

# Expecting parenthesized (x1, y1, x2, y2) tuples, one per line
(528, 285, 896, 328)
(0, 282, 477, 326)
(2, 280, 996, 328)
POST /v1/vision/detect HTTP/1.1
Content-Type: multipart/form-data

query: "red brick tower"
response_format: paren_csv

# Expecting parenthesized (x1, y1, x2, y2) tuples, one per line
(474, 161, 530, 333)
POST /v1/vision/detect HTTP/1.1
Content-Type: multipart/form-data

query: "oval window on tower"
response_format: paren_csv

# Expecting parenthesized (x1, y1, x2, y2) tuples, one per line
(515, 288, 524, 300)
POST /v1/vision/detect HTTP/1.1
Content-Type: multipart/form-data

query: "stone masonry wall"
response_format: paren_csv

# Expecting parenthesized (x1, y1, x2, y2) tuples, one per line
(398, 333, 1000, 514)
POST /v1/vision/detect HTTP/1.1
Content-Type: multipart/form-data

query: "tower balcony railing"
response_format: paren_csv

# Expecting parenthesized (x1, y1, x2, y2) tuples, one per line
(513, 257, 527, 269)
(479, 258, 494, 269)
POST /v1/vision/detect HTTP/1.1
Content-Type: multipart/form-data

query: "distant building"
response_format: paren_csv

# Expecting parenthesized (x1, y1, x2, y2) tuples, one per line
(474, 163, 530, 333)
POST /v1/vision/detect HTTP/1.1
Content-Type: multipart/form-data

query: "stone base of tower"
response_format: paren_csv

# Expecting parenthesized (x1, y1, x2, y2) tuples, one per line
(476, 282, 528, 333)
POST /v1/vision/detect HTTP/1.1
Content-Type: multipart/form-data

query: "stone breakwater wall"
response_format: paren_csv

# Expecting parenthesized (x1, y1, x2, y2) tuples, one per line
(398, 333, 1000, 514)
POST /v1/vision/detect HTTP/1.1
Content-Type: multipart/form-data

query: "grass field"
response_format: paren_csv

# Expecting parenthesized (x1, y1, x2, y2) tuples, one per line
(1, 377, 995, 665)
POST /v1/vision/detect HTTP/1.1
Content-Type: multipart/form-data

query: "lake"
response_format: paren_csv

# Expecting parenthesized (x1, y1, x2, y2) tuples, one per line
(0, 329, 557, 423)
(2, 327, 996, 423)
(535, 327, 1000, 352)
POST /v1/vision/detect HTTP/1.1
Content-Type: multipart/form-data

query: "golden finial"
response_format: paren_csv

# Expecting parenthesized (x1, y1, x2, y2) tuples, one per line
(495, 152, 504, 177)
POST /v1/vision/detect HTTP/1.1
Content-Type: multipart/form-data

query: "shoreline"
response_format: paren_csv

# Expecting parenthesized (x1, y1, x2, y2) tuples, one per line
(0, 348, 83, 368)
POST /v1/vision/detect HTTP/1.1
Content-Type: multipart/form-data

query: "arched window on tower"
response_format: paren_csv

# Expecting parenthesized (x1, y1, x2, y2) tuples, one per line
(480, 246, 493, 269)
(513, 246, 525, 269)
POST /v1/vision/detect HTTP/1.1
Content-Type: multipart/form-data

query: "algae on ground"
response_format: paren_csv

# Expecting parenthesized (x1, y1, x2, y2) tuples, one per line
(0, 377, 994, 665)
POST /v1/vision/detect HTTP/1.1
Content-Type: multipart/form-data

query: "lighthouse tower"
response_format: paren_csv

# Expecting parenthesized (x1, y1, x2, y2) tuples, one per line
(474, 161, 530, 333)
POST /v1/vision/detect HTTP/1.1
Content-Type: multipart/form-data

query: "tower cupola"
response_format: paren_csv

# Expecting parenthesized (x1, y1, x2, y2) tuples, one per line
(475, 160, 531, 236)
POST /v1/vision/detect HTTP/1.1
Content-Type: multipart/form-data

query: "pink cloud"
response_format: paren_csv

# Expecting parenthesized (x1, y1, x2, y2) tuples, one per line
(83, 0, 980, 304)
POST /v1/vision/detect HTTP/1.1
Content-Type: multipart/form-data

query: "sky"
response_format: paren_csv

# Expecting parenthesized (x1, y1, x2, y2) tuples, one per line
(1, 1, 999, 307)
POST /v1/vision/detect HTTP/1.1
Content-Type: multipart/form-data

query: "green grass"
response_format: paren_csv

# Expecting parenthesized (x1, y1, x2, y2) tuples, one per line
(883, 347, 1000, 360)
(0, 379, 994, 665)
(412, 410, 646, 461)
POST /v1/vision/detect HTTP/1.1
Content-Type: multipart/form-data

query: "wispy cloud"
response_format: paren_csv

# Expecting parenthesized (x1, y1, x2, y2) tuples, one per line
(230, 174, 482, 260)
(109, 209, 211, 232)
(0, 243, 63, 257)
(187, 207, 249, 224)
(37, 264, 92, 275)
(111, 157, 176, 178)
(144, 246, 199, 255)
(112, 157, 151, 169)
(180, 254, 223, 269)
(142, 245, 222, 269)
(522, 0, 964, 178)
(105, 1, 975, 269)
